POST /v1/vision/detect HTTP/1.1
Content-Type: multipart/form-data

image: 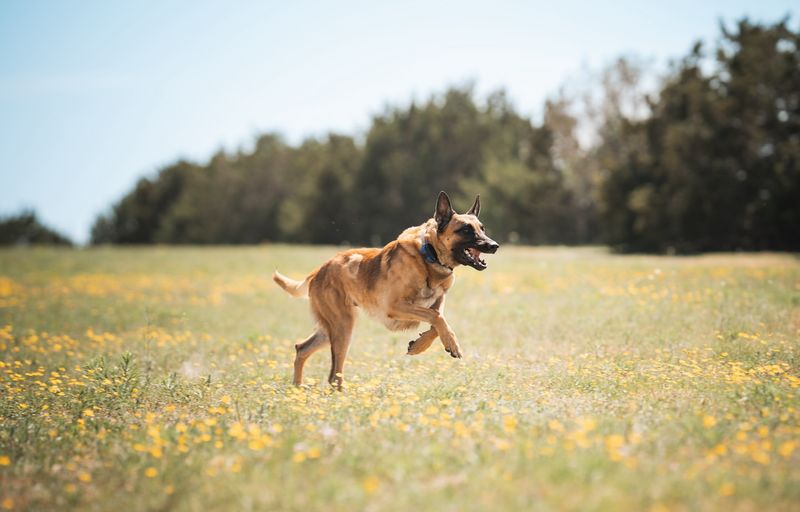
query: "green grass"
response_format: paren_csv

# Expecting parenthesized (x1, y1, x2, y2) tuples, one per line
(1, 245, 798, 511)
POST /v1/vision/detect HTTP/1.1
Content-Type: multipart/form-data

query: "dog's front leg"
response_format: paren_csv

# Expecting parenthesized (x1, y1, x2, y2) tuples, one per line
(407, 328, 438, 356)
(389, 301, 462, 358)
(407, 296, 445, 356)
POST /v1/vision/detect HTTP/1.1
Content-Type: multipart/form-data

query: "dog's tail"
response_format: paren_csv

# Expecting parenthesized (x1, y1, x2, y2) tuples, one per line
(272, 271, 311, 298)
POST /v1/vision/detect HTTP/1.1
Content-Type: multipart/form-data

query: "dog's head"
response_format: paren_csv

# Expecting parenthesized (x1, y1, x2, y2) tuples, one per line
(432, 191, 499, 271)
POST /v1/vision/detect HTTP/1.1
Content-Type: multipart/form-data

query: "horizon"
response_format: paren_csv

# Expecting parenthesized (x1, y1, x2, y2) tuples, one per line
(1, 0, 796, 243)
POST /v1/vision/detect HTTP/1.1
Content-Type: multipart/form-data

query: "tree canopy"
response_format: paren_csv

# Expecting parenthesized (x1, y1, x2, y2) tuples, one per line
(598, 18, 800, 252)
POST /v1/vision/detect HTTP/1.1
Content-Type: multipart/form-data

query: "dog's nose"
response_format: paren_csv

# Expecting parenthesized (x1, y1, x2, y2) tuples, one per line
(485, 241, 499, 254)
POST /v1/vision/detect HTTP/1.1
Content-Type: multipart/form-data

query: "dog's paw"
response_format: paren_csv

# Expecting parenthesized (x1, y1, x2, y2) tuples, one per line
(407, 330, 437, 355)
(444, 345, 463, 359)
(440, 332, 462, 359)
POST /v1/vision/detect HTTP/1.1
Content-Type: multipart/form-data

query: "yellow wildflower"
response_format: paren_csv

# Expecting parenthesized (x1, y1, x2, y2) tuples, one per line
(778, 441, 796, 458)
(502, 415, 518, 433)
(362, 475, 380, 494)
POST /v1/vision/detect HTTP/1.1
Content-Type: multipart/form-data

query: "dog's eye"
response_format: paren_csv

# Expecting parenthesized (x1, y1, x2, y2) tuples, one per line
(457, 225, 474, 235)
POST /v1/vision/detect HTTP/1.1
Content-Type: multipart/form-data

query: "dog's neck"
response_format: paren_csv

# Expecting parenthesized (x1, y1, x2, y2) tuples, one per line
(419, 229, 454, 274)
(420, 242, 450, 269)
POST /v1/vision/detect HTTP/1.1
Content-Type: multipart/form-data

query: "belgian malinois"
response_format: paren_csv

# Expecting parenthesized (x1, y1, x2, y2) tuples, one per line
(273, 191, 499, 388)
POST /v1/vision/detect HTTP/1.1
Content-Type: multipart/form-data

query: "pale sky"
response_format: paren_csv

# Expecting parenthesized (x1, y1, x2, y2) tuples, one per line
(1, 0, 796, 243)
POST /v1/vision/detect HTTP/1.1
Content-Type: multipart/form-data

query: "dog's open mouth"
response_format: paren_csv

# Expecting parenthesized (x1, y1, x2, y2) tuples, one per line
(456, 246, 489, 270)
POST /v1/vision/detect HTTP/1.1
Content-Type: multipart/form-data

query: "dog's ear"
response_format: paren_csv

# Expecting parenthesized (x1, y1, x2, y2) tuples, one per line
(466, 194, 481, 217)
(434, 191, 454, 231)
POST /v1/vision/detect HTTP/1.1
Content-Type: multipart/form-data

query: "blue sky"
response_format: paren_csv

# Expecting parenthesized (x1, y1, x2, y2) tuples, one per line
(1, 0, 796, 243)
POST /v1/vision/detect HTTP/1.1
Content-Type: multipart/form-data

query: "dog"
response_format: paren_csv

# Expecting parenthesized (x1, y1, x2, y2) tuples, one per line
(273, 191, 499, 388)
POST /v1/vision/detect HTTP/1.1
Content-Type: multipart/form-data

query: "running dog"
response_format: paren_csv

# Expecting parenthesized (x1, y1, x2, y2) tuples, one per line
(273, 191, 499, 388)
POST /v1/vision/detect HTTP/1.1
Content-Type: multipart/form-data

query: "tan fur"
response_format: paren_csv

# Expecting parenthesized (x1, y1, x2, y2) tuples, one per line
(273, 192, 497, 388)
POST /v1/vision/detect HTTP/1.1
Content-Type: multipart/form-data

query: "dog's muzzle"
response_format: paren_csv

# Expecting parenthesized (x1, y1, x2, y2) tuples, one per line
(458, 237, 499, 271)
(480, 240, 500, 254)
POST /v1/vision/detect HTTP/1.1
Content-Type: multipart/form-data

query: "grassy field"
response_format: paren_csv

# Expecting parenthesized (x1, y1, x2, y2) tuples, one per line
(0, 245, 798, 511)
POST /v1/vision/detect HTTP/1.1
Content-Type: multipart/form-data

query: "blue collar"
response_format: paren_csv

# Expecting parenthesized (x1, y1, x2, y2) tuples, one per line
(420, 242, 452, 270)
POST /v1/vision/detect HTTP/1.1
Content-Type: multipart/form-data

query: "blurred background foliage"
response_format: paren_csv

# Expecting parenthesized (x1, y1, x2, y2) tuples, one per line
(0, 211, 72, 246)
(75, 18, 799, 252)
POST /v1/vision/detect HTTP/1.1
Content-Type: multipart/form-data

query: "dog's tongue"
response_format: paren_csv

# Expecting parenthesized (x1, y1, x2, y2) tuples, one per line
(468, 247, 481, 260)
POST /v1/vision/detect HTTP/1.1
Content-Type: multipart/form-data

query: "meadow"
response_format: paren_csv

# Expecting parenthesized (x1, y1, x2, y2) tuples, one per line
(0, 245, 798, 511)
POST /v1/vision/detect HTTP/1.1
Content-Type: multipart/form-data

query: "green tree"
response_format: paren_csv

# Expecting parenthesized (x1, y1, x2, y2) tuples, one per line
(279, 134, 361, 244)
(91, 161, 196, 244)
(353, 87, 489, 244)
(0, 211, 73, 246)
(353, 87, 574, 245)
(599, 18, 800, 252)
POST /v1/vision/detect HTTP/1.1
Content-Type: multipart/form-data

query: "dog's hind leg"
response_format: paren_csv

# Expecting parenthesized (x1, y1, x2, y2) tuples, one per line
(307, 264, 356, 389)
(293, 330, 329, 386)
(326, 310, 356, 390)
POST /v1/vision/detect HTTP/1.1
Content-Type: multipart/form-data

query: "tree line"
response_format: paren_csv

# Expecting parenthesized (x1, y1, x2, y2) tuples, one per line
(0, 211, 73, 246)
(90, 86, 584, 247)
(5, 18, 796, 252)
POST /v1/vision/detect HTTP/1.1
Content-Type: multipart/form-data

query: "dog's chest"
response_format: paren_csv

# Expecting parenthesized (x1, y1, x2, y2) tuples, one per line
(412, 282, 444, 308)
